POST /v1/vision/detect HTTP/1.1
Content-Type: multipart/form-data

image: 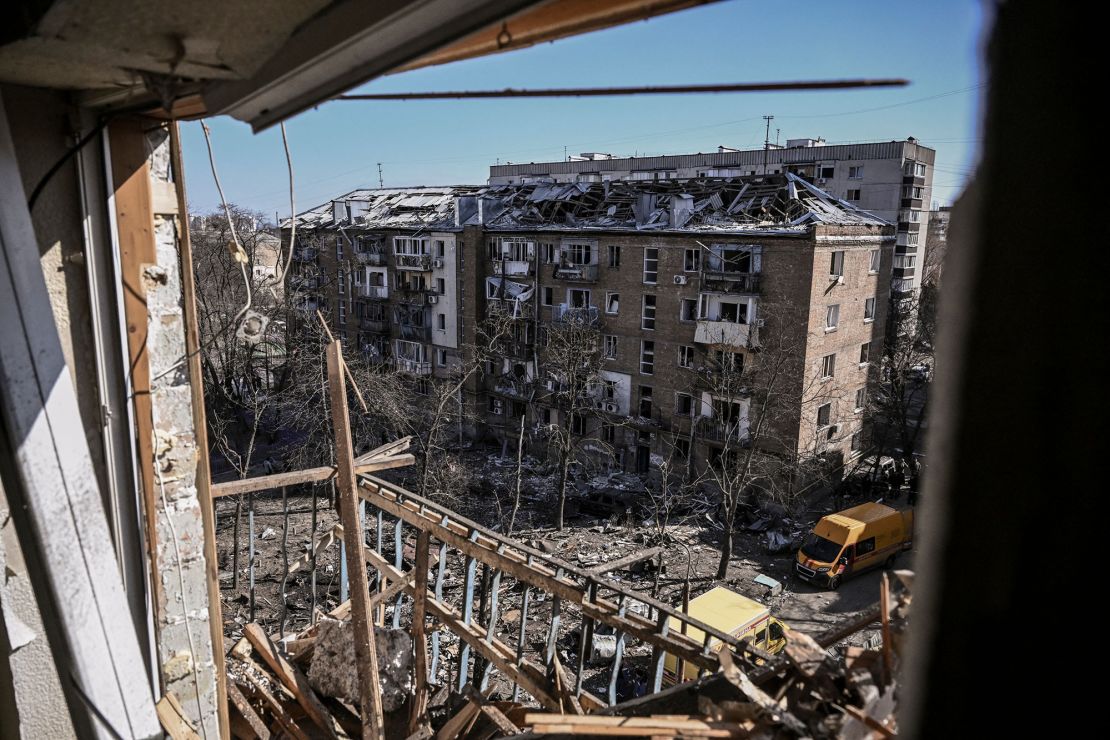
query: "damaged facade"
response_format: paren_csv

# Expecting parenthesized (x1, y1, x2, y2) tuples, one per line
(489, 138, 932, 298)
(285, 175, 894, 474)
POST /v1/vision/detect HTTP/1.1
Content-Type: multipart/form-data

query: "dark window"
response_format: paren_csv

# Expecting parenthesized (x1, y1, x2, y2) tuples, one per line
(856, 537, 877, 556)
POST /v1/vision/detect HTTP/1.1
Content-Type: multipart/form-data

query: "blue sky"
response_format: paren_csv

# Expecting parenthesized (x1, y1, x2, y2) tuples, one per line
(181, 0, 984, 219)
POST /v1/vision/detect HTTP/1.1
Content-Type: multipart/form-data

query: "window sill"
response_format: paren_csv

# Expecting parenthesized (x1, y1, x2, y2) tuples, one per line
(820, 376, 833, 383)
(863, 318, 874, 324)
(824, 327, 838, 333)
(854, 407, 864, 414)
(859, 361, 870, 368)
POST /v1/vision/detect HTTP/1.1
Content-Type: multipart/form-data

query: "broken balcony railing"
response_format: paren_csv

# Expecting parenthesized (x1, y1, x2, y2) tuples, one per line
(360, 316, 388, 332)
(355, 250, 386, 266)
(487, 298, 535, 320)
(358, 284, 389, 300)
(553, 262, 598, 282)
(391, 357, 432, 375)
(490, 258, 533, 276)
(395, 254, 432, 271)
(552, 304, 599, 325)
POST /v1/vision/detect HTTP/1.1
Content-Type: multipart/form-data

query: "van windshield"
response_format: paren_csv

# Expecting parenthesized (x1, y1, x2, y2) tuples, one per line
(800, 533, 842, 563)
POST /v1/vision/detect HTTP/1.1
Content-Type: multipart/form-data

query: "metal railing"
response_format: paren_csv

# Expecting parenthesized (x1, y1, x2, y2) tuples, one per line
(553, 262, 599, 282)
(487, 298, 535, 320)
(699, 271, 761, 293)
(392, 357, 432, 375)
(394, 254, 432, 271)
(552, 304, 600, 325)
(355, 251, 385, 265)
(358, 285, 389, 300)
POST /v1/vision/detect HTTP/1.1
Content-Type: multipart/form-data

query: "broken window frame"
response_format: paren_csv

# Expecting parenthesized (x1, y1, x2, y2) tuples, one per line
(640, 340, 655, 375)
(869, 249, 881, 273)
(830, 251, 845, 277)
(826, 304, 840, 331)
(602, 334, 618, 359)
(678, 345, 695, 368)
(821, 353, 836, 379)
(605, 292, 620, 315)
(643, 247, 659, 285)
(864, 297, 876, 322)
(817, 402, 832, 428)
(641, 295, 656, 330)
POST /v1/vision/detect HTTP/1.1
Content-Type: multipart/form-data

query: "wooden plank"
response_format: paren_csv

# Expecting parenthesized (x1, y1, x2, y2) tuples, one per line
(287, 524, 343, 575)
(328, 341, 385, 740)
(243, 623, 338, 739)
(238, 673, 309, 740)
(156, 692, 201, 740)
(588, 546, 663, 575)
(226, 683, 271, 740)
(213, 455, 415, 498)
(170, 121, 230, 740)
(523, 713, 747, 737)
(355, 435, 412, 464)
(409, 530, 432, 736)
(435, 688, 486, 740)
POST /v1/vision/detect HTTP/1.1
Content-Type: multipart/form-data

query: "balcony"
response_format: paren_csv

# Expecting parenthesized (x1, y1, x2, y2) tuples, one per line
(355, 251, 385, 266)
(394, 254, 432, 271)
(358, 284, 389, 300)
(490, 258, 533, 277)
(490, 377, 534, 400)
(487, 298, 534, 320)
(290, 275, 320, 291)
(695, 320, 759, 348)
(398, 324, 431, 342)
(360, 317, 388, 332)
(700, 418, 751, 445)
(294, 299, 321, 313)
(552, 304, 599, 325)
(699, 270, 761, 293)
(397, 287, 439, 306)
(293, 247, 318, 261)
(392, 357, 432, 375)
(553, 262, 598, 282)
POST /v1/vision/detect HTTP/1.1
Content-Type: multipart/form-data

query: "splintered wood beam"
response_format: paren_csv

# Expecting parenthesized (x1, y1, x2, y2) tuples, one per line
(523, 713, 749, 737)
(226, 683, 271, 740)
(243, 623, 338, 739)
(212, 455, 415, 498)
(587, 546, 663, 575)
(327, 341, 384, 740)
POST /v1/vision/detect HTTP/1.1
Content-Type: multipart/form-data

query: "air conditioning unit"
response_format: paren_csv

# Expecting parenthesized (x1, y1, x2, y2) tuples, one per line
(427, 295, 439, 304)
(604, 402, 619, 414)
(834, 275, 845, 285)
(816, 178, 828, 186)
(595, 400, 606, 410)
(433, 258, 444, 268)
(673, 275, 688, 285)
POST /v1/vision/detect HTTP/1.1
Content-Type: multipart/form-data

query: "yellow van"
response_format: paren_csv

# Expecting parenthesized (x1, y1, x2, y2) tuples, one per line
(795, 502, 913, 590)
(662, 586, 787, 685)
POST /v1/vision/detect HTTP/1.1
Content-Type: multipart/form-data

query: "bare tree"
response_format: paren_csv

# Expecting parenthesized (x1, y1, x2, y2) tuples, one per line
(685, 294, 833, 578)
(535, 311, 623, 530)
(867, 290, 936, 477)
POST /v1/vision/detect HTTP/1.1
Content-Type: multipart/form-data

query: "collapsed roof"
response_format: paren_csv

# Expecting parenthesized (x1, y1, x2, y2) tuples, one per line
(290, 175, 887, 235)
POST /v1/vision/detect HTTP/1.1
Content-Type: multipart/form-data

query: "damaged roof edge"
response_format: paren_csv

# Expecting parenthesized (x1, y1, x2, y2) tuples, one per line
(285, 176, 889, 234)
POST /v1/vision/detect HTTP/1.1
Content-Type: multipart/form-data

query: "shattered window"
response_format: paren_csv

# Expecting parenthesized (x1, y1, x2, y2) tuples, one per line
(817, 402, 832, 427)
(855, 387, 867, 410)
(675, 392, 694, 415)
(641, 295, 656, 330)
(821, 353, 836, 379)
(848, 189, 861, 201)
(542, 287, 553, 306)
(608, 245, 621, 268)
(830, 251, 845, 277)
(640, 341, 655, 375)
(603, 335, 618, 359)
(869, 249, 880, 272)
(864, 297, 876, 321)
(605, 292, 619, 315)
(684, 248, 700, 272)
(643, 248, 659, 284)
(826, 304, 840, 330)
(678, 346, 694, 368)
(859, 342, 871, 364)
(680, 298, 697, 322)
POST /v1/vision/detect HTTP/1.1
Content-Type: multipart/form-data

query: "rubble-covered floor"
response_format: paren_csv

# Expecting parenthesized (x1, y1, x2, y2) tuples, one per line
(214, 443, 912, 667)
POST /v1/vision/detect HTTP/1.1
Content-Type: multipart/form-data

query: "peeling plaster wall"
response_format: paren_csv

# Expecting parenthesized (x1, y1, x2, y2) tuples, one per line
(143, 127, 220, 736)
(0, 482, 77, 739)
(0, 82, 93, 740)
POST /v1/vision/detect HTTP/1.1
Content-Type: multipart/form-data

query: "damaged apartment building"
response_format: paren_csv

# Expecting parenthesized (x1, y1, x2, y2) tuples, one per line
(286, 175, 894, 474)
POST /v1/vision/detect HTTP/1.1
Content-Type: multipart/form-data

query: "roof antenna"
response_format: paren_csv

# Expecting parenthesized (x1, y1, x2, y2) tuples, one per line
(377, 162, 384, 188)
(762, 115, 774, 173)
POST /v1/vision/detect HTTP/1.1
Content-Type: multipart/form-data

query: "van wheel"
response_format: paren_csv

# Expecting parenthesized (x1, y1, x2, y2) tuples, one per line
(828, 576, 842, 590)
